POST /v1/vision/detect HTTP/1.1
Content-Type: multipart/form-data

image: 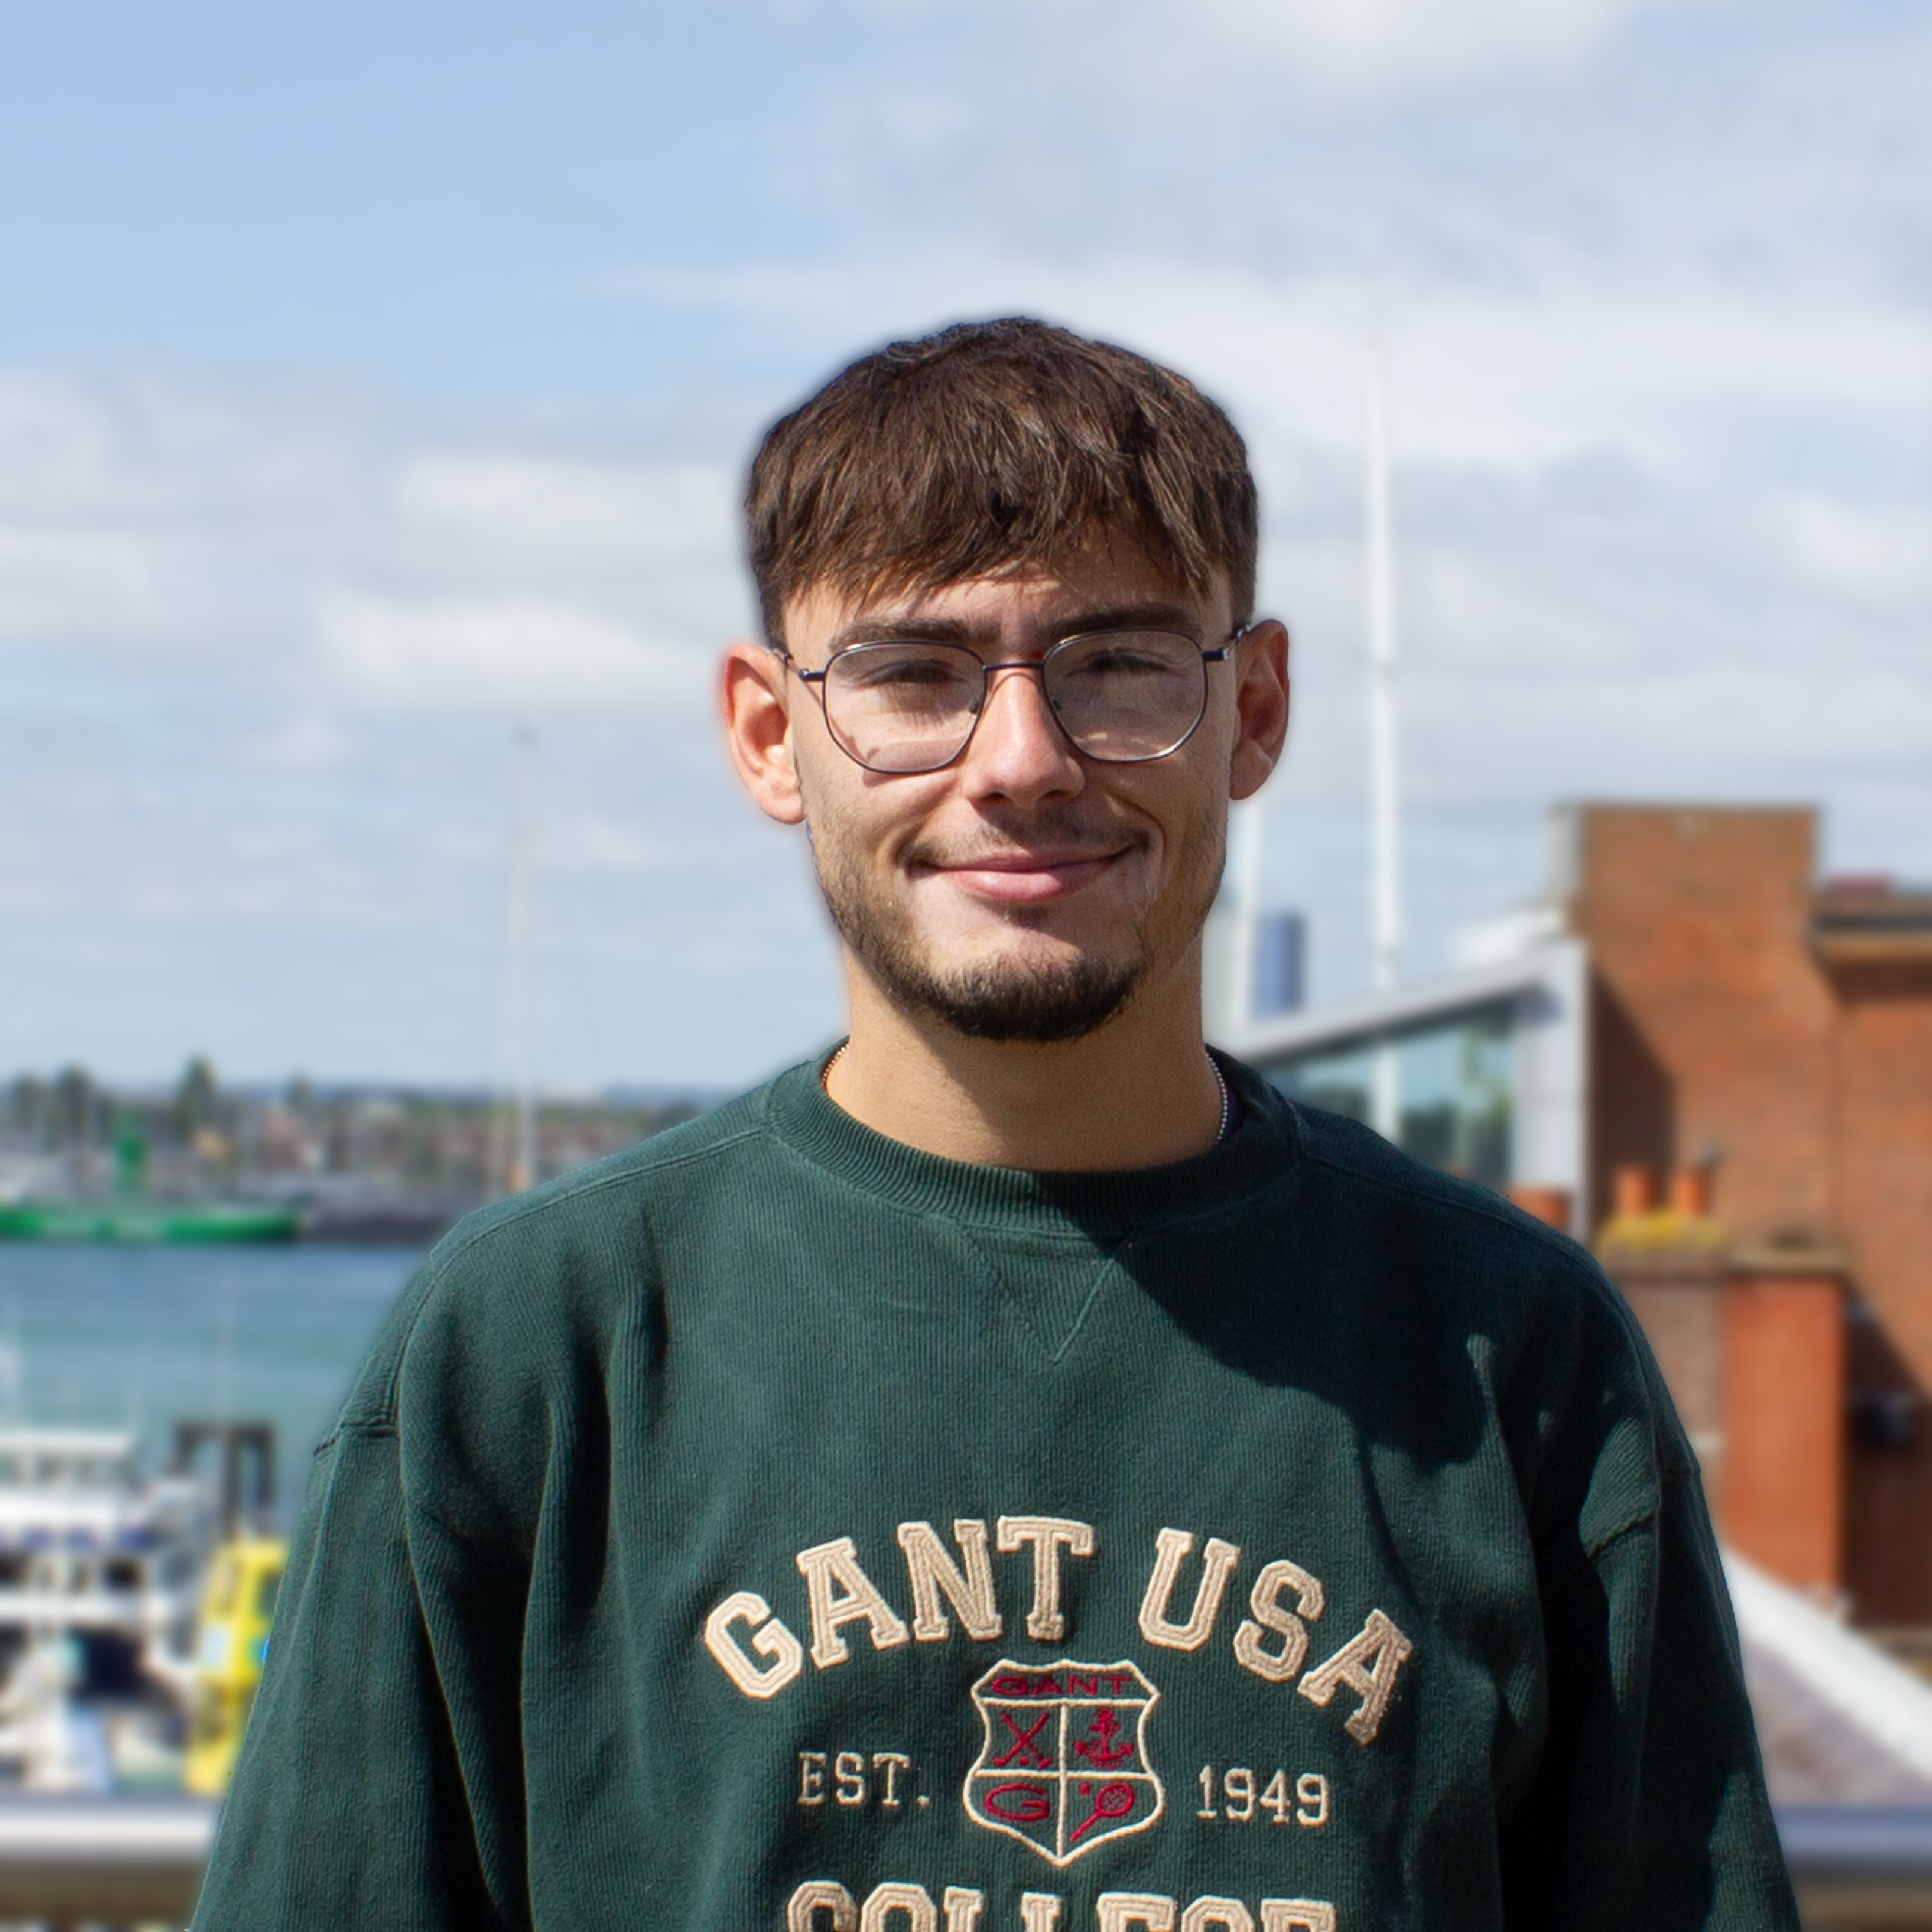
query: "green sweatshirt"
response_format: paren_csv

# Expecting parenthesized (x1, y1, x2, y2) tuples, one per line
(192, 1054, 1796, 1932)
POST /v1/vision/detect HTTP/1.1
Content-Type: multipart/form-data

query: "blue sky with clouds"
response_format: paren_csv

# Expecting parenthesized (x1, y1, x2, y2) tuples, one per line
(1, 0, 1927, 1090)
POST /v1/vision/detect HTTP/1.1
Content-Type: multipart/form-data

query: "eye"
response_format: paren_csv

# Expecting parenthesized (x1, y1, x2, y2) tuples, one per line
(880, 659, 962, 687)
(1079, 645, 1173, 675)
(839, 649, 972, 692)
(1062, 634, 1193, 680)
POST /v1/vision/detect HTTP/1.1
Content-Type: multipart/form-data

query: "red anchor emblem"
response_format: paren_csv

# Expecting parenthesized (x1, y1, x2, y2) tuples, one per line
(1072, 1708, 1136, 1769)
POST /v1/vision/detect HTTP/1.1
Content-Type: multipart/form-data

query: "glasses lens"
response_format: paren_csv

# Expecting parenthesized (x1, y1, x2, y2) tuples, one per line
(1044, 632, 1207, 761)
(822, 641, 983, 773)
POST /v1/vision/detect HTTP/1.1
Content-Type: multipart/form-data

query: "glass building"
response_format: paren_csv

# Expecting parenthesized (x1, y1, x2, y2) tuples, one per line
(1225, 940, 1588, 1230)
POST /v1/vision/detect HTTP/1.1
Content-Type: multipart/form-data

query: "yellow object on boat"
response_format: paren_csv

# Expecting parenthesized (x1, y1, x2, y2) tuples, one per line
(183, 1537, 288, 1796)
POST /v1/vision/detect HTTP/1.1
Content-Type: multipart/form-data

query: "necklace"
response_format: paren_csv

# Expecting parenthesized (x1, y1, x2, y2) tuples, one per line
(823, 1045, 1235, 1147)
(1208, 1052, 1233, 1146)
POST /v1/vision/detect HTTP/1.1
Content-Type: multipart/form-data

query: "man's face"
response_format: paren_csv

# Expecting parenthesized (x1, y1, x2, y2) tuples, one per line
(769, 530, 1280, 1044)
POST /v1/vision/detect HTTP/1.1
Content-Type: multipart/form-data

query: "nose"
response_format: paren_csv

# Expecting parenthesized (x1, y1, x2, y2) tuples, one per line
(959, 662, 1085, 805)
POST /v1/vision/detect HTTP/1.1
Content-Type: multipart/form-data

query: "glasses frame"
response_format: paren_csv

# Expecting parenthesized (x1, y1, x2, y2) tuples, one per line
(773, 625, 1249, 776)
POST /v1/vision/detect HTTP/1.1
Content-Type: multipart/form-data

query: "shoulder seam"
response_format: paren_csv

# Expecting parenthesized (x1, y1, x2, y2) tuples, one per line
(1298, 1122, 1681, 1501)
(1296, 1130, 1577, 1259)
(368, 1119, 769, 1425)
(1296, 1131, 1631, 1318)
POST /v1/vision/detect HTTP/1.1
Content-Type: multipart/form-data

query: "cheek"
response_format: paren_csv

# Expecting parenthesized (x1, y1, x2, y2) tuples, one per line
(796, 755, 945, 871)
(1126, 766, 1223, 858)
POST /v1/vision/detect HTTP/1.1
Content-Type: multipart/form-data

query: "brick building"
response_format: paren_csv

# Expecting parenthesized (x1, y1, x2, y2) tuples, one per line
(1231, 802, 1932, 1629)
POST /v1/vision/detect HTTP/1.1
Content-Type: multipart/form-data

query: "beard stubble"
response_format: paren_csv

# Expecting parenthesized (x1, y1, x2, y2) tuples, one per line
(807, 797, 1225, 1047)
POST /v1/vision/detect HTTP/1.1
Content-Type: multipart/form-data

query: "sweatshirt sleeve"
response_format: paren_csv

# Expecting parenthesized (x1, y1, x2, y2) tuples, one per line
(190, 1180, 638, 1932)
(1495, 1284, 1800, 1931)
(186, 1244, 545, 1924)
(188, 1419, 521, 1932)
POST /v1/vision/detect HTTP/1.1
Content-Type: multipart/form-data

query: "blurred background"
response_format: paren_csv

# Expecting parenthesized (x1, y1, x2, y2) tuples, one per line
(0, 0, 1929, 1919)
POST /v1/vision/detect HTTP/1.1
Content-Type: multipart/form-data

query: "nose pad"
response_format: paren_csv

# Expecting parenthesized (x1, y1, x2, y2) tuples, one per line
(980, 662, 1049, 710)
(975, 664, 1063, 743)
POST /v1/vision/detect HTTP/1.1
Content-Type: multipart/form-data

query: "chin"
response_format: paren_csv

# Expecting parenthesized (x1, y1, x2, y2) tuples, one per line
(823, 854, 1154, 1043)
(876, 933, 1143, 1046)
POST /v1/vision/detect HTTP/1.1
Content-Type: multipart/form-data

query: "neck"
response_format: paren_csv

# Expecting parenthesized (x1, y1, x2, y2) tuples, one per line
(825, 949, 1226, 1171)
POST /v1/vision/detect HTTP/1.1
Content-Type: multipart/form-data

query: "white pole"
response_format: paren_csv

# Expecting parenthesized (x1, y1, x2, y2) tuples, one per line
(1228, 797, 1266, 1030)
(1364, 342, 1401, 996)
(506, 727, 540, 1194)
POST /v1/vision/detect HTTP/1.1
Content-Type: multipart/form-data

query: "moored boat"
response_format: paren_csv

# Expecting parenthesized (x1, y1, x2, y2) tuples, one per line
(0, 1202, 298, 1243)
(0, 1428, 217, 1789)
(0, 1429, 213, 1698)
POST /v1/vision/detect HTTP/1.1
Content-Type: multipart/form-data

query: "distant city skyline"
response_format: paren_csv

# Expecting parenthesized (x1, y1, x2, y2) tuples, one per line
(0, 1056, 708, 1240)
(0, 0, 1926, 1087)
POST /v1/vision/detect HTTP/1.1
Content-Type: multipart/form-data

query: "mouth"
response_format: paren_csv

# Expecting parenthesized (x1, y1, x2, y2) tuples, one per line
(914, 845, 1133, 905)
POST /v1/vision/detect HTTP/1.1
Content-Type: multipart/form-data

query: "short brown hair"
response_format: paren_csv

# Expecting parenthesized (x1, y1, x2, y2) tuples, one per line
(746, 318, 1258, 644)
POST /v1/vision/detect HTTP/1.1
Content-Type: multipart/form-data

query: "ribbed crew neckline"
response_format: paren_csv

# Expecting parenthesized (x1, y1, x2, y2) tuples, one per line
(763, 1046, 1301, 1237)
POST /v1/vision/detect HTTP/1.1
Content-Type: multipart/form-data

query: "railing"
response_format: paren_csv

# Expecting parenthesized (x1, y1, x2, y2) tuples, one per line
(0, 1793, 215, 1923)
(1780, 1806, 1932, 1929)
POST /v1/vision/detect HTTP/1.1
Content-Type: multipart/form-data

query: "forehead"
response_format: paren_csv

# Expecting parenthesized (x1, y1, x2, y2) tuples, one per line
(782, 529, 1227, 655)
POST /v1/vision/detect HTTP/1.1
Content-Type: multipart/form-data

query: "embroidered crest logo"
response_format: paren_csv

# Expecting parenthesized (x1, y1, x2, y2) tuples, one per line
(964, 1659, 1163, 1865)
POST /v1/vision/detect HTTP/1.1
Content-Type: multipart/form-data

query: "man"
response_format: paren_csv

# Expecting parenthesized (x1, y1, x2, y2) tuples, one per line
(194, 320, 1796, 1931)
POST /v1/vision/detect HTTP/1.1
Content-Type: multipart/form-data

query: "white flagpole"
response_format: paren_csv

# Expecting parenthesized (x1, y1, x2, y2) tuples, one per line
(505, 726, 540, 1194)
(1364, 342, 1401, 997)
(1228, 796, 1266, 1031)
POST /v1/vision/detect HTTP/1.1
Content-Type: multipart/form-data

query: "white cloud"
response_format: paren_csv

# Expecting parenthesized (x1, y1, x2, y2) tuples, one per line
(1187, 0, 1701, 91)
(320, 595, 708, 713)
(1770, 498, 1932, 614)
(0, 529, 188, 641)
(394, 455, 733, 566)
(229, 716, 355, 775)
(832, 0, 1707, 94)
(0, 374, 746, 709)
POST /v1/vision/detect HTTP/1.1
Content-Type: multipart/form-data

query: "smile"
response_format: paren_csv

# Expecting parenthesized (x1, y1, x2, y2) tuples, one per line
(920, 849, 1130, 905)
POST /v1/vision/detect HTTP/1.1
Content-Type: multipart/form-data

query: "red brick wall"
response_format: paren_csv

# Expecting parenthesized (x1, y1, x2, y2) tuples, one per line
(1834, 961, 1932, 1620)
(1723, 1272, 1844, 1592)
(1834, 963, 1932, 1369)
(1568, 807, 1836, 1245)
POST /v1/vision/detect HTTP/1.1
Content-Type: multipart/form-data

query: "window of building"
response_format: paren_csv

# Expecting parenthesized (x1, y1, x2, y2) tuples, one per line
(1257, 1003, 1515, 1190)
(1265, 1041, 1375, 1123)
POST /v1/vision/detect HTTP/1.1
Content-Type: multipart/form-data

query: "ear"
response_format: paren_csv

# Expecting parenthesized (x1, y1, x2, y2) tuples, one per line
(1228, 618, 1290, 802)
(721, 642, 805, 826)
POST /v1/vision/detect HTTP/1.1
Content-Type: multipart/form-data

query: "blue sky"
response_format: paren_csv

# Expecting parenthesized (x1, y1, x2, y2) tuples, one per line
(0, 4, 817, 395)
(1, 0, 1928, 1089)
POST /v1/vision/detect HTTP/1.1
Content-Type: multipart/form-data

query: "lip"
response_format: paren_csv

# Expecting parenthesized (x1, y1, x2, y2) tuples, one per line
(921, 849, 1127, 904)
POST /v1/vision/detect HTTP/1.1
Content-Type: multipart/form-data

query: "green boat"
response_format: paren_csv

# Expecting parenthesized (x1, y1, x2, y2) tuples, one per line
(0, 1200, 300, 1243)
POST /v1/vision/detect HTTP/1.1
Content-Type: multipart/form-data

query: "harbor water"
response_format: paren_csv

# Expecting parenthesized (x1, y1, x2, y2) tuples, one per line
(0, 1245, 420, 1529)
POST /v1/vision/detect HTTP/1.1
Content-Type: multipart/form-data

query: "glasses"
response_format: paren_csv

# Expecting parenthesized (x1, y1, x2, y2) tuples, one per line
(778, 628, 1239, 775)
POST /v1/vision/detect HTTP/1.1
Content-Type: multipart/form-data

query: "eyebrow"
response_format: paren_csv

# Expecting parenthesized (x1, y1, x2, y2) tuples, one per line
(823, 601, 1203, 655)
